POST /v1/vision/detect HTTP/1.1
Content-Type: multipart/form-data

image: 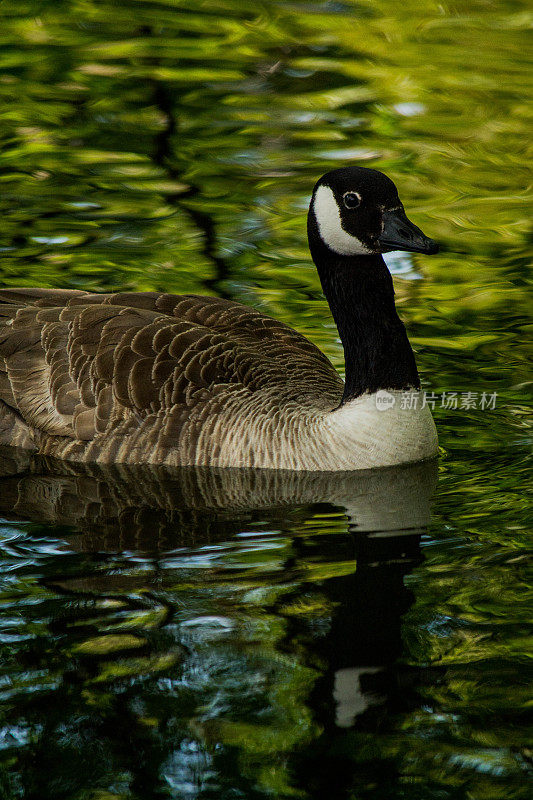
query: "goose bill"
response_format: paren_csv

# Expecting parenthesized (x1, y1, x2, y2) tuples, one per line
(379, 209, 439, 254)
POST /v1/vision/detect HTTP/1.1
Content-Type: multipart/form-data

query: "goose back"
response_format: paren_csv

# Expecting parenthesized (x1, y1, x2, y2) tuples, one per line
(0, 288, 343, 467)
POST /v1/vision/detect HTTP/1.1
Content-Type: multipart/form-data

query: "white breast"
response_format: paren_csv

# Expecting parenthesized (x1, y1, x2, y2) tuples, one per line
(321, 391, 438, 469)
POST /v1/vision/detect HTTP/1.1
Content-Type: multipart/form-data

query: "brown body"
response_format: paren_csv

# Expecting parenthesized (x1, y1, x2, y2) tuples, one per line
(0, 288, 343, 467)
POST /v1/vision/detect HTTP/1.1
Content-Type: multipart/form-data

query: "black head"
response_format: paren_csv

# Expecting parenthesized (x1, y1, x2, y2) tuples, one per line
(308, 166, 438, 257)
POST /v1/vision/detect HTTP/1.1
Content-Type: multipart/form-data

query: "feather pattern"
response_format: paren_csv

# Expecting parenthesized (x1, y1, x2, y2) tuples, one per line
(0, 288, 352, 468)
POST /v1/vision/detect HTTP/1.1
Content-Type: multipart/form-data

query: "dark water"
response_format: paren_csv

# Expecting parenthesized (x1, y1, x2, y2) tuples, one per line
(0, 1, 531, 798)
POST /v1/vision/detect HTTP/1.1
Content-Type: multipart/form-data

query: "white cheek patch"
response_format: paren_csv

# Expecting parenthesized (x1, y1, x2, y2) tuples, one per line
(313, 185, 372, 255)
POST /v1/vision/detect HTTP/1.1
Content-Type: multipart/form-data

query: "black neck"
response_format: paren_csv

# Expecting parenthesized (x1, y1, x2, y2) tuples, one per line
(309, 240, 420, 403)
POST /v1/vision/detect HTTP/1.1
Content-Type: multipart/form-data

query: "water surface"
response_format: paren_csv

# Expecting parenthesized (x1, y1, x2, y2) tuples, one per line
(0, 1, 531, 798)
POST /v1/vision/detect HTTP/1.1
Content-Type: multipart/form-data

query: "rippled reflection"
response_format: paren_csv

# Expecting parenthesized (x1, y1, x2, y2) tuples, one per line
(1, 448, 530, 798)
(0, 451, 439, 798)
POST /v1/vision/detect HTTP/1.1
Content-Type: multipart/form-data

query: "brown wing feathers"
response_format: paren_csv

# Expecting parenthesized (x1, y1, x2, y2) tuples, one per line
(0, 288, 342, 462)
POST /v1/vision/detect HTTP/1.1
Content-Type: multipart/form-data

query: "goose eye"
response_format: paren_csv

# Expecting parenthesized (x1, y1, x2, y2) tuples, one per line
(343, 191, 361, 209)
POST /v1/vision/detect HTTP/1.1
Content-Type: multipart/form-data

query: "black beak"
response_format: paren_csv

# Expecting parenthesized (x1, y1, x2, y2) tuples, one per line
(379, 208, 439, 255)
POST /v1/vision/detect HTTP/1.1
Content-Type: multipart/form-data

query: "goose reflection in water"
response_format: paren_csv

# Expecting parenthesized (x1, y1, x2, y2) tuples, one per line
(0, 448, 438, 798)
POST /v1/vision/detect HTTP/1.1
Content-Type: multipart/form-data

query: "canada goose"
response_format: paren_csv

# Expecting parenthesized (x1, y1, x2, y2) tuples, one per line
(0, 166, 439, 470)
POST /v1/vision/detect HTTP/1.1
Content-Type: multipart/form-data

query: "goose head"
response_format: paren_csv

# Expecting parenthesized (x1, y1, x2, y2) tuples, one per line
(307, 166, 438, 259)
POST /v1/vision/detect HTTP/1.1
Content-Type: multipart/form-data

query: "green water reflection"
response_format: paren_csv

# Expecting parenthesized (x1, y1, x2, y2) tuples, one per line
(0, 0, 531, 798)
